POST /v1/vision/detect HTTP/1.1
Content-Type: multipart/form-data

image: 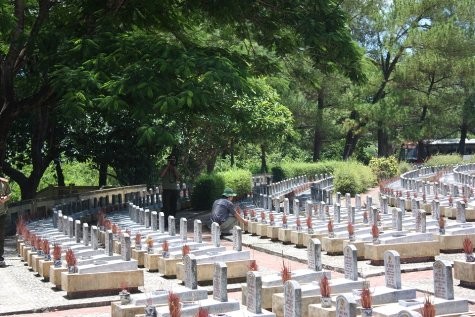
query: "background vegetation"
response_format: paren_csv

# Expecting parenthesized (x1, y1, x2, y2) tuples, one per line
(1, 1, 474, 203)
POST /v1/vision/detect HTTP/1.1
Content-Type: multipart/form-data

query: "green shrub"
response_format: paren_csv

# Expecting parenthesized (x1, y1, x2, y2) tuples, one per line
(398, 161, 413, 175)
(424, 154, 463, 166)
(276, 161, 339, 180)
(271, 166, 286, 182)
(217, 169, 252, 199)
(369, 156, 399, 181)
(333, 161, 376, 196)
(190, 173, 225, 210)
(190, 168, 252, 210)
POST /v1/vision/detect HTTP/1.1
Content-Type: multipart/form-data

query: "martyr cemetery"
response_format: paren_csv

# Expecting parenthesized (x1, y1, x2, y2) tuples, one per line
(6, 163, 475, 317)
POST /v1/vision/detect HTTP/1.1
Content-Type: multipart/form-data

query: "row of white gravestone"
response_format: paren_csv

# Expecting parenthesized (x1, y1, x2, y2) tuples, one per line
(281, 256, 467, 317)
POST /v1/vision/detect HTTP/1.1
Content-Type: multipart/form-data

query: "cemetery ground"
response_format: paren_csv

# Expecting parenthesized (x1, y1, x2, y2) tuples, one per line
(1, 185, 475, 317)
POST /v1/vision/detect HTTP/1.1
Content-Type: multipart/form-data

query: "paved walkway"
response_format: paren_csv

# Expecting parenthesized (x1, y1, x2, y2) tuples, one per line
(1, 201, 475, 316)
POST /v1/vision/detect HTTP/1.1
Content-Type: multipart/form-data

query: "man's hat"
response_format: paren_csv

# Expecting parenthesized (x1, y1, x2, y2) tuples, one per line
(222, 188, 237, 197)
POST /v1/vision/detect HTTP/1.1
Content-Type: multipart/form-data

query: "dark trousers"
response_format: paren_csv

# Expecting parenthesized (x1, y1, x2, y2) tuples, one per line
(162, 189, 179, 221)
(0, 214, 5, 261)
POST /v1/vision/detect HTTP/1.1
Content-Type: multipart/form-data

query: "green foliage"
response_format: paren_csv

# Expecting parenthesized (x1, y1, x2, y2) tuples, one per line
(217, 169, 252, 199)
(333, 162, 376, 196)
(190, 168, 252, 210)
(190, 174, 225, 211)
(369, 156, 399, 181)
(423, 154, 464, 166)
(272, 161, 340, 180)
(398, 161, 413, 175)
(8, 160, 111, 202)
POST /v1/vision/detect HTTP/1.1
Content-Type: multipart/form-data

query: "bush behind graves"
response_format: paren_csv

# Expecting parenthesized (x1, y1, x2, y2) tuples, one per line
(333, 161, 376, 196)
(423, 154, 464, 166)
(217, 169, 252, 199)
(369, 156, 399, 181)
(190, 173, 225, 210)
(190, 169, 251, 210)
(272, 161, 338, 180)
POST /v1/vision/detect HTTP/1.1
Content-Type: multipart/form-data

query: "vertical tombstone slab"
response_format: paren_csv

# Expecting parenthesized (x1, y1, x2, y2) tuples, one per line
(284, 280, 302, 317)
(307, 238, 322, 271)
(105, 230, 114, 256)
(334, 204, 341, 223)
(82, 223, 89, 246)
(349, 207, 356, 224)
(246, 271, 263, 314)
(52, 210, 58, 228)
(75, 220, 82, 243)
(391, 208, 398, 229)
(382, 196, 388, 214)
(305, 200, 313, 218)
(293, 199, 300, 215)
(456, 201, 467, 223)
(151, 211, 158, 231)
(433, 260, 454, 300)
(67, 217, 74, 238)
(274, 198, 280, 213)
(345, 193, 351, 210)
(355, 194, 361, 212)
(372, 207, 379, 227)
(168, 216, 176, 236)
(399, 198, 406, 213)
(284, 198, 290, 215)
(211, 222, 221, 247)
(121, 233, 131, 261)
(144, 209, 151, 228)
(91, 225, 99, 250)
(336, 294, 357, 317)
(57, 211, 63, 232)
(420, 210, 426, 233)
(213, 262, 228, 302)
(183, 254, 198, 290)
(180, 218, 187, 242)
(384, 250, 401, 289)
(159, 212, 165, 233)
(366, 195, 373, 210)
(397, 209, 403, 232)
(233, 226, 242, 251)
(343, 245, 358, 281)
(139, 208, 145, 225)
(194, 219, 202, 244)
(415, 210, 422, 232)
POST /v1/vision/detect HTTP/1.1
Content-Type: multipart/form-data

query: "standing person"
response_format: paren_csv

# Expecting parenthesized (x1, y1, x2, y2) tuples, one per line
(0, 174, 12, 267)
(210, 188, 247, 236)
(160, 155, 180, 225)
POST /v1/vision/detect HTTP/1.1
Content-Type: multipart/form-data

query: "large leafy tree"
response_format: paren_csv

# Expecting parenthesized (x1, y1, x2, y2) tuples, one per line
(340, 0, 463, 158)
(1, 0, 364, 199)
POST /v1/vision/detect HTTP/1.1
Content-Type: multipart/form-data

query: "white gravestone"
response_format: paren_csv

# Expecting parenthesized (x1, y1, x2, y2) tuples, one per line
(183, 254, 198, 290)
(247, 271, 263, 314)
(433, 260, 454, 300)
(384, 250, 401, 289)
(308, 238, 322, 271)
(213, 262, 228, 302)
(194, 219, 202, 244)
(284, 280, 302, 317)
(343, 245, 358, 281)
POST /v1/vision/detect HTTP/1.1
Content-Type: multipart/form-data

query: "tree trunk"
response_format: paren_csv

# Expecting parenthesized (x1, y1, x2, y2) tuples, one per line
(260, 144, 268, 174)
(54, 158, 65, 186)
(458, 122, 467, 155)
(230, 140, 235, 167)
(99, 162, 108, 187)
(377, 124, 390, 157)
(313, 91, 324, 162)
(417, 139, 426, 162)
(342, 111, 359, 160)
